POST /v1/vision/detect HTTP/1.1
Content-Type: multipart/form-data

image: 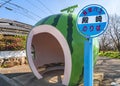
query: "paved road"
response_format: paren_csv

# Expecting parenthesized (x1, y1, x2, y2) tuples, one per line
(95, 57, 120, 86)
(0, 57, 120, 86)
(0, 65, 65, 86)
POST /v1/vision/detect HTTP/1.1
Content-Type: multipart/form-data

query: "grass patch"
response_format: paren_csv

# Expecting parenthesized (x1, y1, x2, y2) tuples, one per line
(99, 51, 120, 59)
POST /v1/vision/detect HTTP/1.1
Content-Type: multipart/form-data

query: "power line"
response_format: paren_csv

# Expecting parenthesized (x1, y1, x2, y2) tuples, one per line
(36, 0, 54, 14)
(8, 2, 41, 18)
(4, 4, 38, 21)
(2, 0, 41, 19)
(26, 0, 48, 14)
(0, 0, 11, 7)
(5, 6, 38, 21)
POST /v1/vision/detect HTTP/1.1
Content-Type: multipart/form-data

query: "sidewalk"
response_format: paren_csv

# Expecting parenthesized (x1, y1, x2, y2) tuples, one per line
(0, 65, 31, 74)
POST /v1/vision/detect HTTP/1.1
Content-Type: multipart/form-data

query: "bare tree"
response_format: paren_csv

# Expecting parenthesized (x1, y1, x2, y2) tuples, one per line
(108, 15, 120, 52)
(99, 32, 113, 52)
(99, 14, 120, 52)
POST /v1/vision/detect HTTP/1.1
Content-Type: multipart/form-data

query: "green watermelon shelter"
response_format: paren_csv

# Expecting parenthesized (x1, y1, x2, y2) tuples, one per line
(26, 13, 99, 86)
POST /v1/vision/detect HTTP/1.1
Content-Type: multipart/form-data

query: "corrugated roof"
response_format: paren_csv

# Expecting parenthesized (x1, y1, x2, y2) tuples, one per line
(0, 18, 32, 35)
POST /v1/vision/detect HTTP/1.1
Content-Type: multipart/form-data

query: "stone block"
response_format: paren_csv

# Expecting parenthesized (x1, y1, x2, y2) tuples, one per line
(79, 72, 104, 86)
(94, 72, 104, 82)
(3, 61, 14, 68)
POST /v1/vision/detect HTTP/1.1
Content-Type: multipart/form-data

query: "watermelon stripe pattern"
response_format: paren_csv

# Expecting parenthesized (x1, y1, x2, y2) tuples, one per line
(33, 13, 99, 86)
(39, 16, 51, 25)
(67, 14, 73, 54)
(55, 14, 68, 38)
(68, 14, 85, 86)
(52, 14, 62, 26)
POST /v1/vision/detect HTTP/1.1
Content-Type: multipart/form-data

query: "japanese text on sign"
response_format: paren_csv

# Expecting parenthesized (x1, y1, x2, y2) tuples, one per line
(77, 4, 109, 37)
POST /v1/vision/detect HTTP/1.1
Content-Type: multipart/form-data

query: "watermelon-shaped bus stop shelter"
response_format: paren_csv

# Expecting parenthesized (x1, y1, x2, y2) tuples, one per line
(26, 13, 99, 86)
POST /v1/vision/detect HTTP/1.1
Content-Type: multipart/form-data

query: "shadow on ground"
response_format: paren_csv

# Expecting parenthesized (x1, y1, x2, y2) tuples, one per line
(0, 70, 65, 86)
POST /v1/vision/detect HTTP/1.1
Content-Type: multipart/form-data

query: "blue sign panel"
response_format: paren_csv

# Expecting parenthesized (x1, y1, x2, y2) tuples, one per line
(77, 4, 109, 38)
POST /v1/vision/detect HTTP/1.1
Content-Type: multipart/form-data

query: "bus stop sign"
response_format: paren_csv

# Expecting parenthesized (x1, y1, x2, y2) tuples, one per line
(76, 4, 109, 86)
(77, 4, 109, 38)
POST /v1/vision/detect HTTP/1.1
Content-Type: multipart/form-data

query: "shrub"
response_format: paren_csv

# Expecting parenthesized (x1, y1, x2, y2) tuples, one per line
(0, 35, 26, 51)
(99, 51, 120, 59)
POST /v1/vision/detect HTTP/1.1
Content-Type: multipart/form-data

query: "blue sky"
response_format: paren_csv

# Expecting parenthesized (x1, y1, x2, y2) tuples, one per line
(0, 0, 120, 25)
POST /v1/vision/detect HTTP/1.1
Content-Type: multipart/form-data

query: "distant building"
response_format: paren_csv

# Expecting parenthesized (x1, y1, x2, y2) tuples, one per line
(0, 18, 32, 35)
